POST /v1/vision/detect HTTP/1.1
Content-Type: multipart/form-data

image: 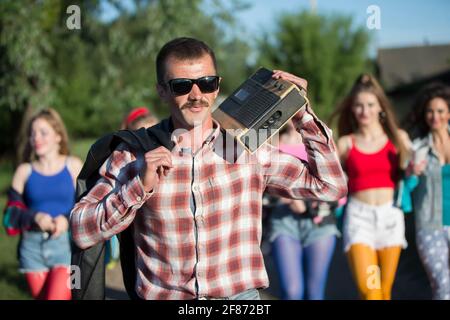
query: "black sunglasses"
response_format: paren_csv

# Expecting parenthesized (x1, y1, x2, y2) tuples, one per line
(163, 76, 220, 96)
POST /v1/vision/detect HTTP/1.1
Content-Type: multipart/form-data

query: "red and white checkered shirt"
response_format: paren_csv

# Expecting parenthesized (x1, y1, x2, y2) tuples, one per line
(70, 105, 347, 299)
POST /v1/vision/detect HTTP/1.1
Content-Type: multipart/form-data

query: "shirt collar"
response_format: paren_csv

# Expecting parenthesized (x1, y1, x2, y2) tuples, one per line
(161, 117, 221, 152)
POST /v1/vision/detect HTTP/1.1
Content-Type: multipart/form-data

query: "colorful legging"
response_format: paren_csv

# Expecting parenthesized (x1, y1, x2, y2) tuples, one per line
(416, 227, 450, 300)
(271, 234, 336, 300)
(25, 266, 71, 300)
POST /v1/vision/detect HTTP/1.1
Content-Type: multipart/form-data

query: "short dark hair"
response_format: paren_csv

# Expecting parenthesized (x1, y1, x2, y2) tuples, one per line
(156, 37, 217, 84)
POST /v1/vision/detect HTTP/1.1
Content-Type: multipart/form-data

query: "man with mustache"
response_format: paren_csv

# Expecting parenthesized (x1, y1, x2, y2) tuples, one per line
(70, 37, 347, 300)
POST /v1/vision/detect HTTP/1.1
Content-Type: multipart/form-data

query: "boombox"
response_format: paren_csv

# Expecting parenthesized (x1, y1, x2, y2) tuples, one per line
(212, 67, 309, 153)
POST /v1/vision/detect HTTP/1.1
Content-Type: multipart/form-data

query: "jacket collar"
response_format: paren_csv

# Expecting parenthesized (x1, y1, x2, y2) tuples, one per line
(414, 126, 450, 159)
(157, 117, 221, 152)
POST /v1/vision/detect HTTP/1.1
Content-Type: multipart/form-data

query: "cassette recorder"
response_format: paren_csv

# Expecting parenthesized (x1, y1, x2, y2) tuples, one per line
(212, 67, 309, 153)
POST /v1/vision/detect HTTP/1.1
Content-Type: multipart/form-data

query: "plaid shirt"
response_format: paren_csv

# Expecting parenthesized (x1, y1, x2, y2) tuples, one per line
(70, 105, 347, 299)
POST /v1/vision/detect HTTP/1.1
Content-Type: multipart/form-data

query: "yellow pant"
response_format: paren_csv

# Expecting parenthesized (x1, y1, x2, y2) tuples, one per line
(346, 243, 402, 300)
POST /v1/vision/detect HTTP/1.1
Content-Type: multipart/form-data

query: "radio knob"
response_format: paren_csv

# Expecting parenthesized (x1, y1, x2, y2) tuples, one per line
(273, 111, 282, 119)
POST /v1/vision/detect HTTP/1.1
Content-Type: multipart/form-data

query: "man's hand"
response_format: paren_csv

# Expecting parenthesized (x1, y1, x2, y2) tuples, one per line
(51, 215, 69, 239)
(272, 70, 308, 91)
(273, 70, 309, 123)
(34, 212, 56, 233)
(140, 146, 173, 192)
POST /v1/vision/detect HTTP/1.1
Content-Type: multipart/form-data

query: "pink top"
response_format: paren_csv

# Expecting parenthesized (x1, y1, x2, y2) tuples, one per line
(279, 143, 308, 161)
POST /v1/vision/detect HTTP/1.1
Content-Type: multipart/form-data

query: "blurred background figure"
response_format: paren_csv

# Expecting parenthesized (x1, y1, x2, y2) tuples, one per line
(3, 108, 82, 300)
(405, 83, 450, 300)
(265, 121, 340, 300)
(121, 106, 158, 130)
(330, 74, 412, 300)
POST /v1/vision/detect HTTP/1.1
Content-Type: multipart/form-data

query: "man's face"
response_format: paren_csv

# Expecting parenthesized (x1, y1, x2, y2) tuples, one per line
(157, 54, 219, 129)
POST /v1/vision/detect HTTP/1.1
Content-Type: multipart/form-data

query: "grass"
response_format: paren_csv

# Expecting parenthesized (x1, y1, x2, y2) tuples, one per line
(0, 161, 30, 300)
(70, 138, 96, 161)
(0, 138, 94, 300)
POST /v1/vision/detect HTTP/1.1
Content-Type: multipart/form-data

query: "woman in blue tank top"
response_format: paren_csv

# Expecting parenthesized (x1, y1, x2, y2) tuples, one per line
(4, 108, 82, 300)
(406, 83, 450, 300)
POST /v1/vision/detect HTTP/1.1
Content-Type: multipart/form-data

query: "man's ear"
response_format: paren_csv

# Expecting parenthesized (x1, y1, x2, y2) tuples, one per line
(213, 77, 221, 99)
(156, 83, 167, 100)
(213, 89, 219, 100)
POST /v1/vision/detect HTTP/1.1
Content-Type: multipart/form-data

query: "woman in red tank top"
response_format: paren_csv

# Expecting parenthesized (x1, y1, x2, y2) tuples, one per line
(330, 74, 411, 300)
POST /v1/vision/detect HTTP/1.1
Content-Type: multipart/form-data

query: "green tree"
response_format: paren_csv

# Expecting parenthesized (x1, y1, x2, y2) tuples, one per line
(0, 0, 59, 162)
(256, 10, 372, 121)
(0, 0, 251, 159)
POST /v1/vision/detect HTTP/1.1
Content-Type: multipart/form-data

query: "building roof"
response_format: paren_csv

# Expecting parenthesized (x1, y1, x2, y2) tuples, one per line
(377, 44, 450, 91)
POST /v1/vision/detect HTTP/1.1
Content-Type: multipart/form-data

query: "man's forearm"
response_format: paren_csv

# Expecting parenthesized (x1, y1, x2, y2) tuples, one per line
(70, 175, 151, 249)
(290, 105, 347, 199)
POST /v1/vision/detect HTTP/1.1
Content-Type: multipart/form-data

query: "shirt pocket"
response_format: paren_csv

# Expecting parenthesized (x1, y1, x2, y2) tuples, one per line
(206, 165, 255, 212)
(204, 176, 223, 205)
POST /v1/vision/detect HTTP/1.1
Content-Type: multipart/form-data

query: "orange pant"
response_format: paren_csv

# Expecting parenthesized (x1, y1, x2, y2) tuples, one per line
(346, 243, 401, 300)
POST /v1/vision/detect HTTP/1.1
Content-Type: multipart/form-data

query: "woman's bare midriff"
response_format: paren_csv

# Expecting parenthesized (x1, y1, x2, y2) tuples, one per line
(350, 187, 395, 206)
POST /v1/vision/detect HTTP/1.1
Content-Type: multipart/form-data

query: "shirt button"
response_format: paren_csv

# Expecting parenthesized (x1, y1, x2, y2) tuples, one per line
(136, 196, 142, 202)
(193, 185, 199, 191)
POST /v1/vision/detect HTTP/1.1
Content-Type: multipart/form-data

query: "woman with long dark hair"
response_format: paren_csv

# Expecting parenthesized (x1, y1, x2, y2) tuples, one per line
(406, 83, 450, 300)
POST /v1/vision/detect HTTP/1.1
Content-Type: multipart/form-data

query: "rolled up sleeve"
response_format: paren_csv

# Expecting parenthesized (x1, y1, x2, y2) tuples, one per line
(264, 105, 348, 202)
(70, 143, 153, 249)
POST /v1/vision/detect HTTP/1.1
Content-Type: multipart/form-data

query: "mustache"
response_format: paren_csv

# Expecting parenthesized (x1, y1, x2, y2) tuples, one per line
(182, 100, 210, 110)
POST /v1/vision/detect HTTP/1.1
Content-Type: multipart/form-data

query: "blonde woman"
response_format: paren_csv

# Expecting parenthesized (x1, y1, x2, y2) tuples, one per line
(330, 74, 411, 300)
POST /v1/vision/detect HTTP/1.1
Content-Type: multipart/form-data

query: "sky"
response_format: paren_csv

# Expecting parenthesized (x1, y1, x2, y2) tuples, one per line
(101, 0, 450, 56)
(231, 0, 450, 55)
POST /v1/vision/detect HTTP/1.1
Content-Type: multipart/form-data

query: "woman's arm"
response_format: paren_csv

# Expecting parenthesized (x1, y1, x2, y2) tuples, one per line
(336, 135, 352, 168)
(3, 188, 36, 235)
(67, 156, 84, 187)
(11, 163, 31, 194)
(398, 129, 413, 152)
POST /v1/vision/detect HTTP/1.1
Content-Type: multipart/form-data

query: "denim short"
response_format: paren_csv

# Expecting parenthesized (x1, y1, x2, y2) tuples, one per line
(268, 204, 340, 247)
(19, 230, 71, 273)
